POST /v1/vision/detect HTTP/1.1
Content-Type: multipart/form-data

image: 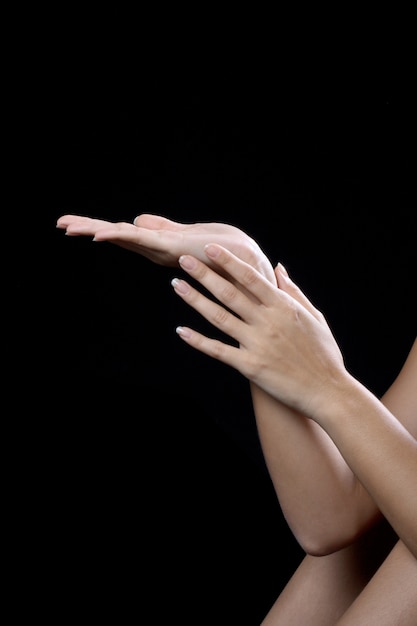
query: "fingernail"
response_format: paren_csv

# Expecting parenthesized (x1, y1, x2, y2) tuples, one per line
(204, 244, 219, 258)
(171, 278, 190, 294)
(176, 326, 192, 339)
(179, 255, 196, 270)
(277, 262, 289, 277)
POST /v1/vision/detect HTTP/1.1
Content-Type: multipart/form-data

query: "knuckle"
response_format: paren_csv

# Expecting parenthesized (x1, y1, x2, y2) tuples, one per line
(211, 305, 230, 328)
(219, 282, 238, 304)
(194, 262, 209, 280)
(210, 340, 226, 360)
(243, 353, 262, 380)
(240, 266, 258, 288)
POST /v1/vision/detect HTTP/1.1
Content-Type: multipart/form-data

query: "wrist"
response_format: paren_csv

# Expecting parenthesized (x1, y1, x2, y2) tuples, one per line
(311, 372, 371, 431)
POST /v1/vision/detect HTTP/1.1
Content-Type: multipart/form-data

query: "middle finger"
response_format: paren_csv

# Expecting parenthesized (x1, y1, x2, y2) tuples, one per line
(177, 254, 259, 324)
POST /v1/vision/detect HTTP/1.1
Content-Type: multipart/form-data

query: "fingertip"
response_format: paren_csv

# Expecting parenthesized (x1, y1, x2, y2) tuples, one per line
(277, 262, 289, 278)
(56, 216, 68, 228)
(204, 243, 221, 259)
(275, 262, 292, 290)
(176, 326, 192, 339)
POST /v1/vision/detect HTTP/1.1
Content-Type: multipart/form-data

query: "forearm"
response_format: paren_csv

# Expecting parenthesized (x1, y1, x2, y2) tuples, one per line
(251, 338, 417, 554)
(252, 369, 417, 556)
(168, 245, 417, 557)
(251, 383, 379, 555)
(315, 373, 417, 559)
(263, 535, 416, 626)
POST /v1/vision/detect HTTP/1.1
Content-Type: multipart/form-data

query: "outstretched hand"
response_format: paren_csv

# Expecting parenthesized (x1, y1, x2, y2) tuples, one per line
(56, 213, 277, 284)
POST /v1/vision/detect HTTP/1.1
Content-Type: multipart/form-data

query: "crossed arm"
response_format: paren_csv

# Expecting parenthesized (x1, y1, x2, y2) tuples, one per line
(57, 214, 417, 558)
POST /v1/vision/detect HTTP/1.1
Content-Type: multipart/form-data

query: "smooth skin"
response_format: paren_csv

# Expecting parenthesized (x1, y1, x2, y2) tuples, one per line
(172, 245, 417, 625)
(173, 246, 417, 554)
(57, 214, 417, 624)
(57, 213, 276, 282)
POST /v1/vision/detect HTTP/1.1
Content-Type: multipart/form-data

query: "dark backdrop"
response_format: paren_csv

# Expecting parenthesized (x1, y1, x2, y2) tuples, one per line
(27, 21, 416, 623)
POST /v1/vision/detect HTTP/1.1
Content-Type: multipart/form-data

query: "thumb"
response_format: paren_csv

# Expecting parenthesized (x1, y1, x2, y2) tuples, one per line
(133, 214, 184, 231)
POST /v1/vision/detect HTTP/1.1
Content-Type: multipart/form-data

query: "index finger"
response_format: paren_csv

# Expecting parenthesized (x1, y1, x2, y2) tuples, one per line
(204, 243, 278, 306)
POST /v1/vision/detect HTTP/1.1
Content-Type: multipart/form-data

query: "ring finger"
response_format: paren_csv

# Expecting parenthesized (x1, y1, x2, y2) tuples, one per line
(170, 273, 247, 345)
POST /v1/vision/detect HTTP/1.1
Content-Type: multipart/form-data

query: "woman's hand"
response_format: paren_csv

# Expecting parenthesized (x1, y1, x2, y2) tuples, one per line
(56, 213, 277, 284)
(172, 243, 347, 419)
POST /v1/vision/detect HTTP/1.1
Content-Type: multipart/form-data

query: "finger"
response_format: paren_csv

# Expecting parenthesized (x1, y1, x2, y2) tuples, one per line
(203, 244, 278, 307)
(56, 215, 130, 238)
(175, 325, 244, 371)
(58, 216, 172, 252)
(56, 215, 104, 230)
(67, 219, 135, 242)
(171, 277, 247, 345)
(133, 214, 185, 230)
(275, 263, 323, 322)
(57, 214, 189, 266)
(91, 225, 186, 265)
(177, 253, 261, 322)
(56, 215, 165, 246)
(56, 215, 119, 235)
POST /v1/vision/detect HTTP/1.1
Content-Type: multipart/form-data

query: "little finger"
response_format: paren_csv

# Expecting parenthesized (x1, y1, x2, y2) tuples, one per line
(175, 325, 245, 372)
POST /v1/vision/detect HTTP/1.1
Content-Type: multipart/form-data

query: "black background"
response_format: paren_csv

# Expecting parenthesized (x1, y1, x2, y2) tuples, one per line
(21, 13, 417, 623)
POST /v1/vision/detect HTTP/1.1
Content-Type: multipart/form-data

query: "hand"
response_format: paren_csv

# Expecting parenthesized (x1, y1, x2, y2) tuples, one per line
(56, 213, 277, 284)
(171, 244, 346, 419)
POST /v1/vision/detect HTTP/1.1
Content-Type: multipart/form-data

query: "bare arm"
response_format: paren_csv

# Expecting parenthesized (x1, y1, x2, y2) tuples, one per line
(317, 347, 417, 559)
(170, 245, 417, 558)
(251, 341, 416, 555)
(57, 214, 417, 555)
(251, 266, 417, 554)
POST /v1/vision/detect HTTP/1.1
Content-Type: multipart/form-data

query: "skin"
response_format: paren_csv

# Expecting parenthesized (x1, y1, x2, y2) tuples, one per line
(263, 533, 417, 626)
(172, 246, 417, 556)
(57, 213, 277, 282)
(57, 214, 417, 623)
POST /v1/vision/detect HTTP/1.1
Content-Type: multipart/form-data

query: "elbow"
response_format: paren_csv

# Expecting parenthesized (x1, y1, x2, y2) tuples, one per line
(290, 519, 370, 557)
(297, 533, 350, 557)
(280, 495, 383, 556)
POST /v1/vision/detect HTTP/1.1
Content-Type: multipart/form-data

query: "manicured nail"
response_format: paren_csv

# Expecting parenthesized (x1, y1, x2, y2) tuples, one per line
(204, 244, 220, 258)
(171, 278, 190, 294)
(176, 326, 192, 338)
(179, 255, 196, 270)
(277, 262, 289, 277)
